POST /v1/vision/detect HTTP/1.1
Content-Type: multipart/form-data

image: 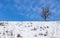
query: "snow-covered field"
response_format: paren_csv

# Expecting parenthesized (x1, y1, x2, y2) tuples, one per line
(0, 21, 60, 38)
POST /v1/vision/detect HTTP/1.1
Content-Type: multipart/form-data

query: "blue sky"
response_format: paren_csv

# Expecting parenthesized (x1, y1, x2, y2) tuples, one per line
(0, 0, 60, 21)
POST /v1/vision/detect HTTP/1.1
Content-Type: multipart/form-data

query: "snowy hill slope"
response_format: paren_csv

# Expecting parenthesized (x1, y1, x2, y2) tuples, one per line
(0, 21, 60, 38)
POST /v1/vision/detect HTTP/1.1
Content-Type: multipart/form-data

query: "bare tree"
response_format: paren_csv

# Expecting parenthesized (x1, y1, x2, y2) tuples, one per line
(41, 7, 51, 21)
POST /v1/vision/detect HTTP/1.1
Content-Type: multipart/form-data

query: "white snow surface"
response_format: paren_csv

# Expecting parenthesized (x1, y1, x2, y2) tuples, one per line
(0, 21, 60, 38)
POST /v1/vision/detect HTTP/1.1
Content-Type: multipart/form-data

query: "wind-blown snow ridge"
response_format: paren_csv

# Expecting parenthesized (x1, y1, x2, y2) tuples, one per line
(0, 22, 60, 38)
